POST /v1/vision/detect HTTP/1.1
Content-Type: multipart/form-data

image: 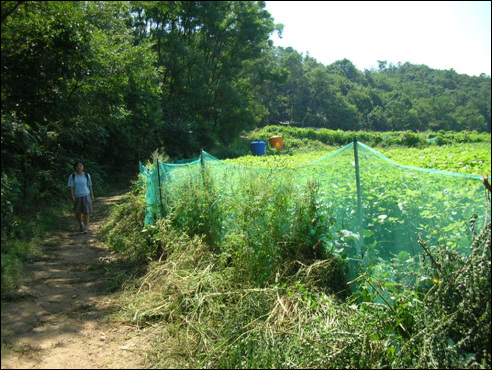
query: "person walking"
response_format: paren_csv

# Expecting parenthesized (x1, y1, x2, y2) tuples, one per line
(68, 162, 94, 233)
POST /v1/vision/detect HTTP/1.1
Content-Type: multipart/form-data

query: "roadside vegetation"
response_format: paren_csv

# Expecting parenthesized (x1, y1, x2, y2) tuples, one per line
(99, 132, 490, 369)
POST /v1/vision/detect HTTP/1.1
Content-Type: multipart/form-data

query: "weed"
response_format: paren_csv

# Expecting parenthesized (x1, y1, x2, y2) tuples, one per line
(103, 141, 490, 368)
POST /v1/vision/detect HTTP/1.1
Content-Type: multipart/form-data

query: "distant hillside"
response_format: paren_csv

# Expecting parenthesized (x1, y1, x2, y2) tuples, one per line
(258, 50, 491, 134)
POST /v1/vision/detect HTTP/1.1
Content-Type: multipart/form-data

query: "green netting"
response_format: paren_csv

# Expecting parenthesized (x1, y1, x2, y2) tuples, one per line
(139, 141, 490, 286)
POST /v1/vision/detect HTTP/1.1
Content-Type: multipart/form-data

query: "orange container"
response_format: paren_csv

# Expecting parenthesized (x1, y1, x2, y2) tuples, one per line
(269, 136, 283, 150)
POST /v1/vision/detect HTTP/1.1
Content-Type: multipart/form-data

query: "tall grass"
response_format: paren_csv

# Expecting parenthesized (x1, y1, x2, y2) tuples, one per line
(103, 165, 490, 369)
(151, 166, 343, 288)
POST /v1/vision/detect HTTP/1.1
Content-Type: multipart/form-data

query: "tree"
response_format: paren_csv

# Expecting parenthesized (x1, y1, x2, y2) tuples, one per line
(131, 1, 276, 156)
(1, 1, 160, 202)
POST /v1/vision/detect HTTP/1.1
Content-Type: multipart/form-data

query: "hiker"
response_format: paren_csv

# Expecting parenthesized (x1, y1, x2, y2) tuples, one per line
(68, 162, 94, 233)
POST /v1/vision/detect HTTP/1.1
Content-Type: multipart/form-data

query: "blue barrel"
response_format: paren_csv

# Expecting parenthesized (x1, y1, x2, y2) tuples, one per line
(251, 140, 266, 156)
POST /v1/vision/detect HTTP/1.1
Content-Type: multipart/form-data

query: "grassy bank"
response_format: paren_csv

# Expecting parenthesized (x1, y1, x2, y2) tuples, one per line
(102, 161, 490, 368)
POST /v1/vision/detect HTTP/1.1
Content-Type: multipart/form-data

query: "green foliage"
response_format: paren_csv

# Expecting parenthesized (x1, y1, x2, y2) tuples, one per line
(2, 3, 491, 359)
(106, 138, 490, 368)
(351, 216, 491, 368)
(100, 185, 149, 262)
(1, 235, 45, 295)
(226, 136, 491, 176)
(1, 1, 160, 204)
(2, 1, 490, 262)
(1, 172, 23, 239)
(1, 252, 23, 294)
(104, 148, 491, 368)
(110, 199, 490, 368)
(150, 165, 338, 287)
(379, 142, 492, 175)
(409, 225, 491, 367)
(282, 181, 331, 262)
(4, 2, 489, 203)
(260, 49, 490, 133)
(130, 1, 276, 158)
(109, 184, 350, 367)
(244, 125, 491, 153)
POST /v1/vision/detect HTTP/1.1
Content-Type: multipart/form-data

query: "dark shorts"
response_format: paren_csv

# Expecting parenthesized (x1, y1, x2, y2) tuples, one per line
(74, 195, 93, 214)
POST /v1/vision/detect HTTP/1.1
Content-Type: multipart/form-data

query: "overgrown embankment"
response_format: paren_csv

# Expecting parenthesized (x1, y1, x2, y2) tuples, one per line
(101, 172, 491, 368)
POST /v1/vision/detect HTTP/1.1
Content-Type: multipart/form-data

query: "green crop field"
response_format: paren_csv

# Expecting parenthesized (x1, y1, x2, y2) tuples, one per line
(225, 142, 491, 175)
(378, 142, 491, 175)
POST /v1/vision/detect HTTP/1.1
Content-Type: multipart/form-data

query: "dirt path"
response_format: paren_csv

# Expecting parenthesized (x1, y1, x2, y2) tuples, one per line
(1, 191, 150, 369)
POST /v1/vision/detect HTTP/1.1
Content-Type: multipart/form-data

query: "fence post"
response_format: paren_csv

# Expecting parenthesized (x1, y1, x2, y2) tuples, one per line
(200, 150, 208, 188)
(156, 159, 164, 218)
(200, 150, 205, 169)
(353, 137, 364, 258)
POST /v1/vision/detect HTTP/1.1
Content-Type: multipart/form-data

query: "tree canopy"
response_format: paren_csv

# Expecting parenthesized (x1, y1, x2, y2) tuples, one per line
(1, 1, 491, 217)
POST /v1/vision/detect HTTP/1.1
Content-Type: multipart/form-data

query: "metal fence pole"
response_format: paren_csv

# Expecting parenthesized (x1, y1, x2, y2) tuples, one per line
(353, 137, 364, 258)
(156, 159, 164, 218)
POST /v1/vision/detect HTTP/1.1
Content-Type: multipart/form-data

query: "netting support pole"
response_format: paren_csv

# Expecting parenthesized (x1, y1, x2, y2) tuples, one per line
(200, 150, 205, 169)
(156, 159, 164, 218)
(353, 137, 364, 259)
(200, 150, 206, 188)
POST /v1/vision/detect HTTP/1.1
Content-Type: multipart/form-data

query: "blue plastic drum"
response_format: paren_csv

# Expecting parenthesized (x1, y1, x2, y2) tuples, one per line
(251, 140, 266, 156)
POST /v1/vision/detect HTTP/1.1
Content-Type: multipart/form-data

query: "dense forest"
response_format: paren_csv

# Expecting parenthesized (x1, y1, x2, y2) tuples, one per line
(1, 1, 491, 215)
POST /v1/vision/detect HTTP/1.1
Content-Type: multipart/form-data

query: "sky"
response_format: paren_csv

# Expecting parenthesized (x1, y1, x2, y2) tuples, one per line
(265, 1, 491, 77)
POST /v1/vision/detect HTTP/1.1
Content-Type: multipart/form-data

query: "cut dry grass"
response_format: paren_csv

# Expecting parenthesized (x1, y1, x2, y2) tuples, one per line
(114, 222, 372, 368)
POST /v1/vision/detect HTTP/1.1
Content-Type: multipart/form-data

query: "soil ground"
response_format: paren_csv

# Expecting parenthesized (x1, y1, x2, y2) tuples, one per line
(1, 191, 151, 369)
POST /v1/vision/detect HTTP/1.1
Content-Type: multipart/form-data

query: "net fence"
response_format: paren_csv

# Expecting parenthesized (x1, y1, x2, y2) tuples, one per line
(140, 141, 490, 287)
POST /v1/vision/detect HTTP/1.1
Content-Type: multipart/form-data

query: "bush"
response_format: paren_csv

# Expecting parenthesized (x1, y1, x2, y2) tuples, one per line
(410, 221, 491, 367)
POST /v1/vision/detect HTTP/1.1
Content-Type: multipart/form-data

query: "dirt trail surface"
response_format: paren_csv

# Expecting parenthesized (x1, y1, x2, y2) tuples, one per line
(1, 191, 150, 369)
